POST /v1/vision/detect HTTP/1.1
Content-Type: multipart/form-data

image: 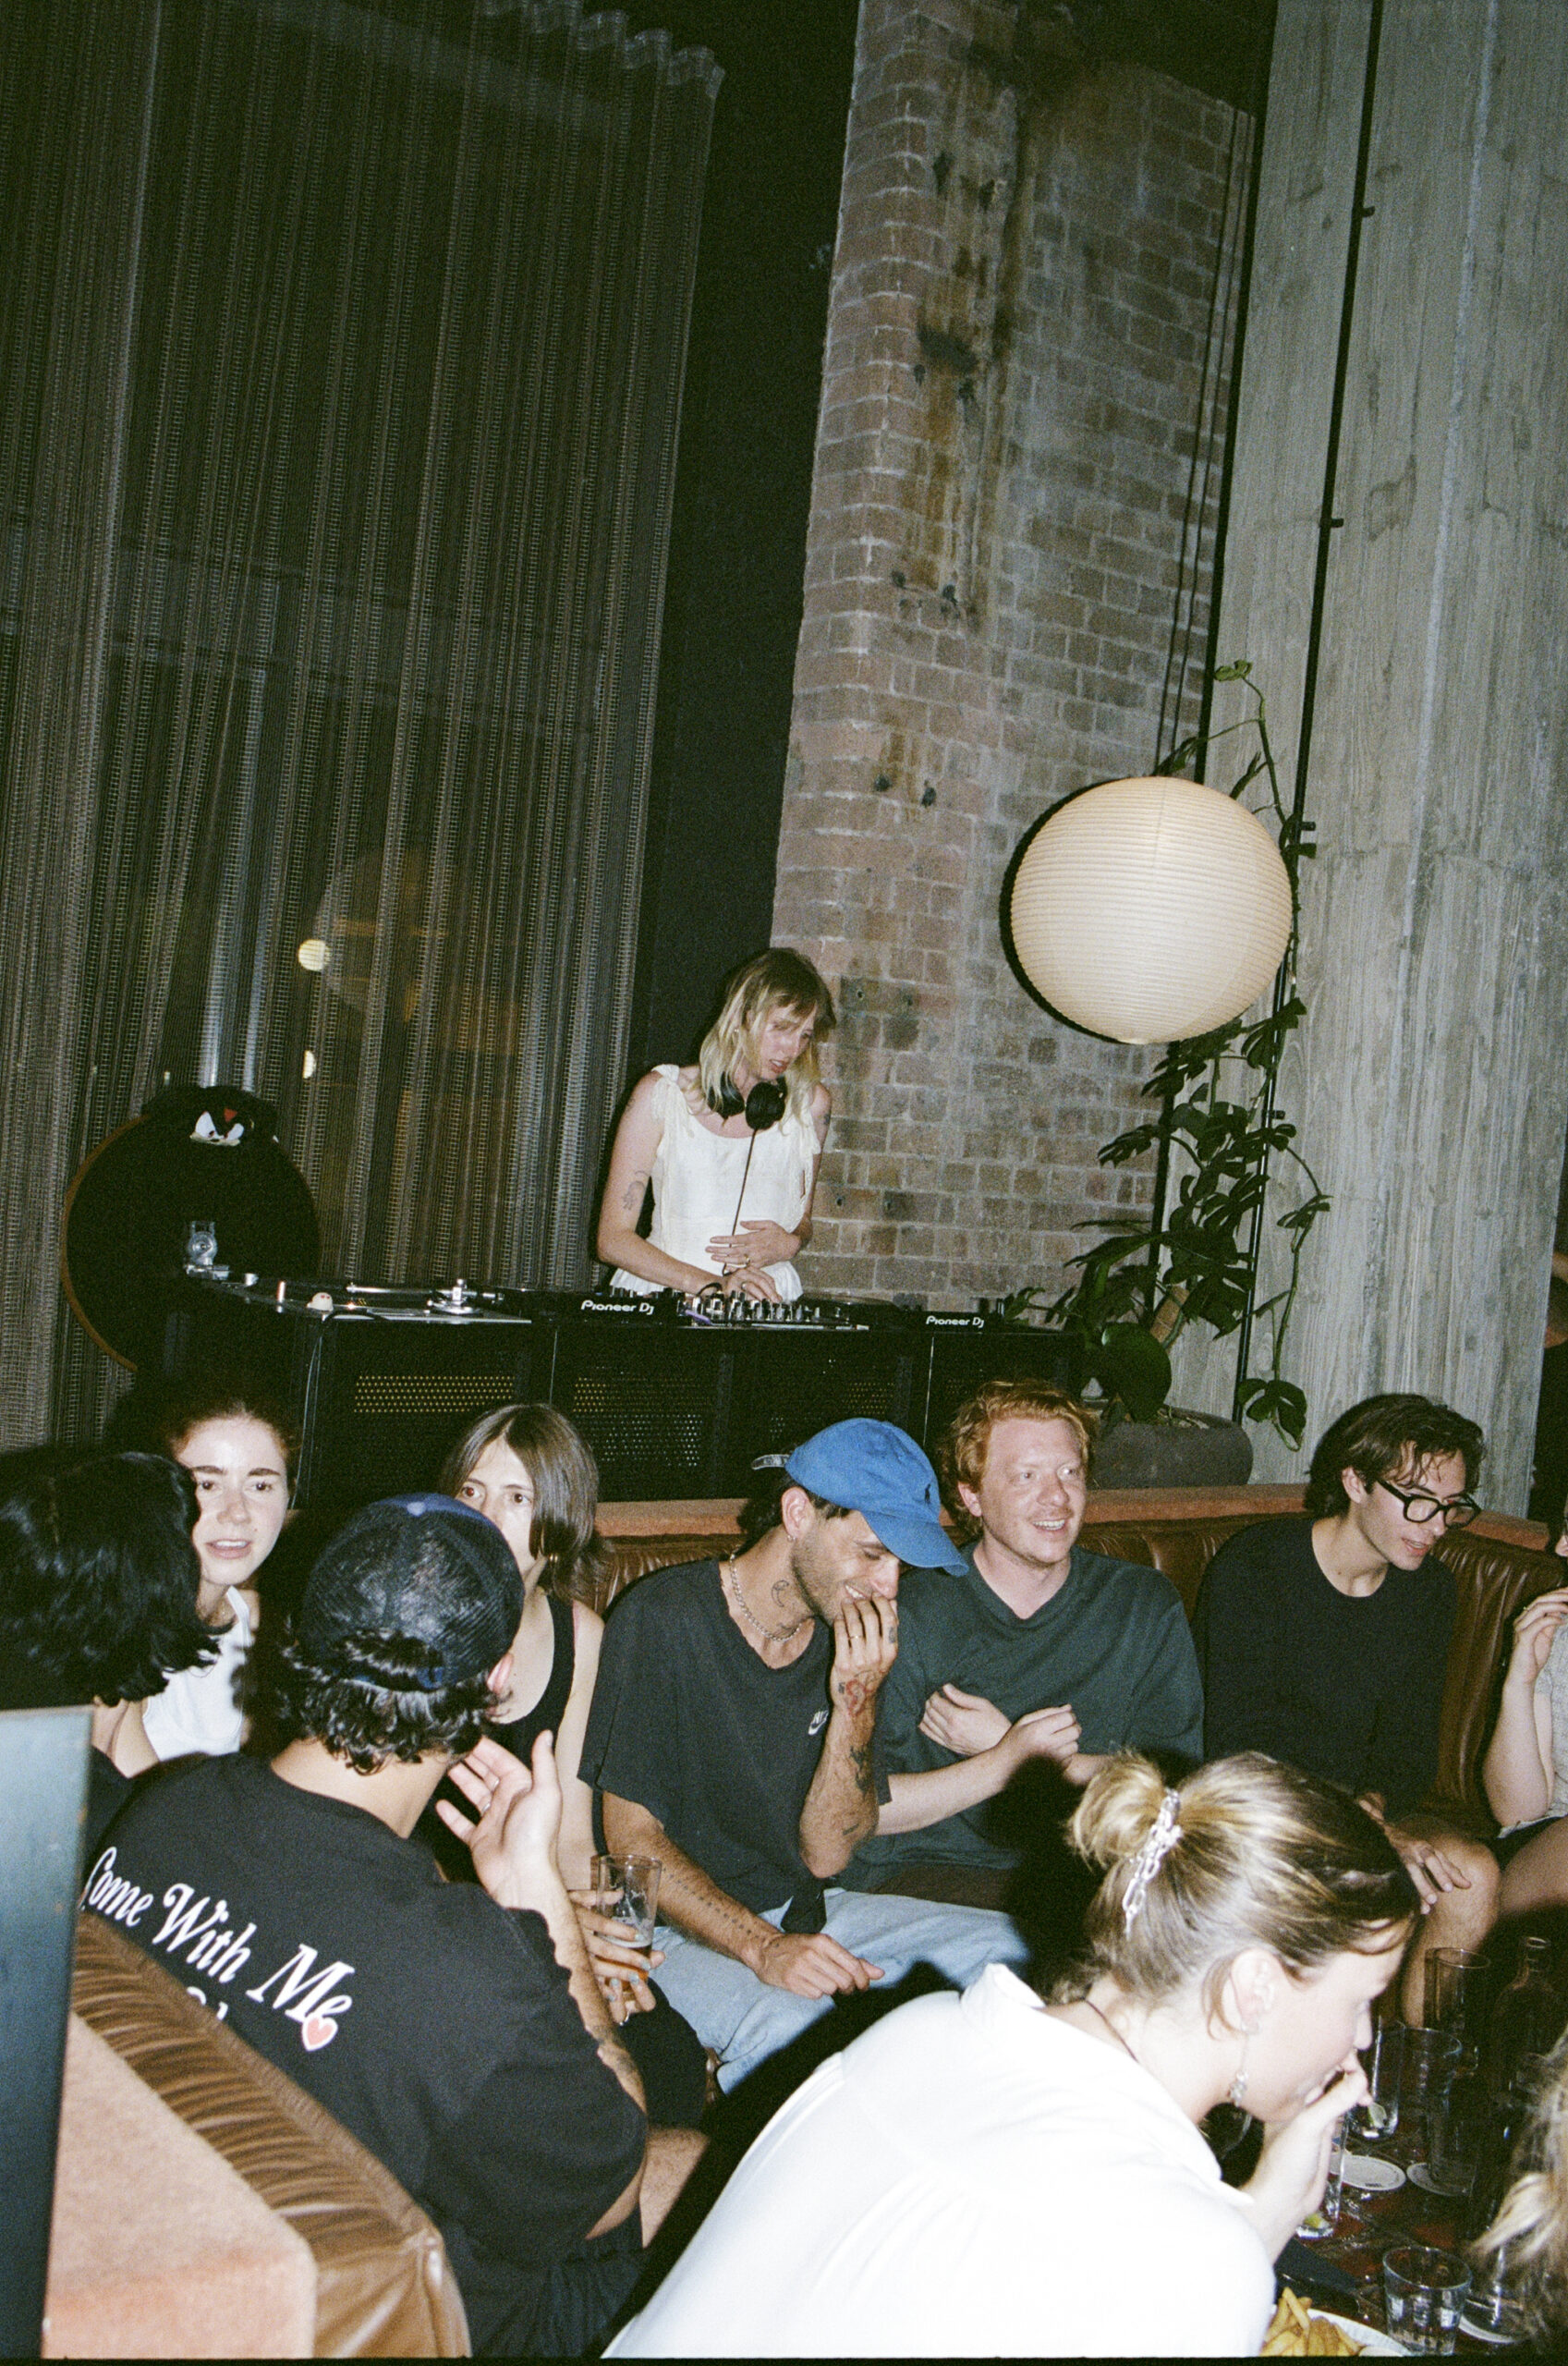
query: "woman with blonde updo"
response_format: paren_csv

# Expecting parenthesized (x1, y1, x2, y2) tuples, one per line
(1472, 2030, 1568, 2338)
(596, 949, 833, 1304)
(610, 1752, 1418, 2360)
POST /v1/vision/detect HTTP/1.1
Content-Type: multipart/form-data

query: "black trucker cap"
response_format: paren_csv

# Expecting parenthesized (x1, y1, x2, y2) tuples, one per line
(298, 1494, 523, 1689)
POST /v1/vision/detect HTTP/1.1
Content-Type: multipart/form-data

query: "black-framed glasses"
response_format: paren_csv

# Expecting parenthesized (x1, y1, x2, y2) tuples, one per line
(1374, 1478, 1480, 1529)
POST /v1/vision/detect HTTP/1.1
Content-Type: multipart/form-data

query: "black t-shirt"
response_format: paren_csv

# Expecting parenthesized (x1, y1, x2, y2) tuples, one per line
(579, 1558, 887, 1916)
(87, 1747, 131, 1852)
(82, 1754, 646, 2353)
(1192, 1517, 1455, 1816)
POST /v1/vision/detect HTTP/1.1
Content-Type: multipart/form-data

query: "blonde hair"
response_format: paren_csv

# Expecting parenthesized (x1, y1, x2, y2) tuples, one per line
(1051, 1752, 1417, 2015)
(697, 949, 835, 1128)
(939, 1380, 1099, 1539)
(1472, 2031, 1568, 2336)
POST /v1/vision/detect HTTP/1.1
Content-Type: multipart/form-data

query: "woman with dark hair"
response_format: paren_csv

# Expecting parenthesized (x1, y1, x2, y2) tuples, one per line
(596, 948, 834, 1304)
(432, 1404, 709, 2124)
(436, 1402, 610, 1882)
(121, 1380, 298, 1760)
(611, 1750, 1418, 2358)
(0, 1452, 213, 1842)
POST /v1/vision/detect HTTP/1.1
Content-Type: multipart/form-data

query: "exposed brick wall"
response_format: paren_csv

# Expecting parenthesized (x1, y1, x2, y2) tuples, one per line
(776, 0, 1251, 1307)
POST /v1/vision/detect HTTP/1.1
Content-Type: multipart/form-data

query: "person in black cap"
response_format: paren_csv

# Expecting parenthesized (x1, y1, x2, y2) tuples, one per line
(82, 1494, 703, 2358)
(579, 1421, 1027, 2094)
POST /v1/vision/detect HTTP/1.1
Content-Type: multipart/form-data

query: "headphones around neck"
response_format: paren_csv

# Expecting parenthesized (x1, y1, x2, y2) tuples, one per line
(709, 1074, 788, 1131)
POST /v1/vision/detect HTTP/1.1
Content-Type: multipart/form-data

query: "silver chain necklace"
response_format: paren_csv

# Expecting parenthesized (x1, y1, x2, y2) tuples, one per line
(723, 1555, 810, 1644)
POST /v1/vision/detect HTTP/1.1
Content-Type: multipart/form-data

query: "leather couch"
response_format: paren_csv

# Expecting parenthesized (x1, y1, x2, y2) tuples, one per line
(63, 1914, 469, 2356)
(595, 1482, 1562, 1831)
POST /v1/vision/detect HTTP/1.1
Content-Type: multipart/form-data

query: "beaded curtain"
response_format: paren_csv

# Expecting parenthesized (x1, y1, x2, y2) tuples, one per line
(0, 0, 719, 1441)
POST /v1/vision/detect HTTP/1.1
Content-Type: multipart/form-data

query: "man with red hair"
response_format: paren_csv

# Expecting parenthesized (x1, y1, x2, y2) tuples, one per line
(844, 1380, 1202, 1905)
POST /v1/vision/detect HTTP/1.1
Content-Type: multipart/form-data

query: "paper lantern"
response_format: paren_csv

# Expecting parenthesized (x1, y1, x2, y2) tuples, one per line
(1008, 776, 1293, 1044)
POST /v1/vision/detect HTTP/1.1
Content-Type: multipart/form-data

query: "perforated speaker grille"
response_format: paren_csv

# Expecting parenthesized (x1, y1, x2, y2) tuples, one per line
(351, 1372, 517, 1416)
(564, 1368, 720, 1497)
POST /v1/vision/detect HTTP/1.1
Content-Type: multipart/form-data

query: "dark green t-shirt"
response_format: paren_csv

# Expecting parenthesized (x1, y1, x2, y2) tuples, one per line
(845, 1543, 1204, 1880)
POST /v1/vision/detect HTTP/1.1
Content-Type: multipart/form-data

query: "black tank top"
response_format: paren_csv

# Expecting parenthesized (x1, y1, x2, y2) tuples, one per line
(492, 1591, 575, 1762)
(418, 1591, 576, 1878)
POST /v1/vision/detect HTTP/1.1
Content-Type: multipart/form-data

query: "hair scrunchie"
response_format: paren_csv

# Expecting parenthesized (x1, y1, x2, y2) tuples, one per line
(1122, 1787, 1183, 1931)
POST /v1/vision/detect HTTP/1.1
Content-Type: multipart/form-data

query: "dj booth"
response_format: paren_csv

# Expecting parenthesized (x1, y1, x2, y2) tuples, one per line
(158, 1274, 1077, 1510)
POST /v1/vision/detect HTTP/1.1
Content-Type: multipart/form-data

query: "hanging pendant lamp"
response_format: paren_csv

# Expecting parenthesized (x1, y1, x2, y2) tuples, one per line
(1007, 775, 1293, 1044)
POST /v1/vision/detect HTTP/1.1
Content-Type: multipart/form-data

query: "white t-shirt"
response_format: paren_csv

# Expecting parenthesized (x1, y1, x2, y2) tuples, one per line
(142, 1590, 252, 1760)
(609, 1066, 815, 1300)
(609, 1964, 1275, 2359)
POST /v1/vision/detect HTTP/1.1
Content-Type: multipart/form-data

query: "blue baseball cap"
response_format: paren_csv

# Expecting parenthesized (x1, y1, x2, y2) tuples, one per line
(784, 1420, 966, 1576)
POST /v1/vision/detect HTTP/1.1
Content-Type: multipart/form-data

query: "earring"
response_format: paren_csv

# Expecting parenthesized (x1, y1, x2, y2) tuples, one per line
(1229, 2019, 1260, 2108)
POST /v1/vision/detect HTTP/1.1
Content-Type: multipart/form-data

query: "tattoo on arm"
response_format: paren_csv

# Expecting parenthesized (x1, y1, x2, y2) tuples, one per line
(850, 1738, 876, 1798)
(619, 1173, 650, 1216)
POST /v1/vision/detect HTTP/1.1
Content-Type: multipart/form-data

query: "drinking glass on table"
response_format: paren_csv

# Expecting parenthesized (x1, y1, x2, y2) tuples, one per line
(1406, 2024, 1462, 2114)
(1424, 1946, 1480, 2063)
(1352, 2015, 1404, 2141)
(1382, 2246, 1471, 2354)
(1295, 2118, 1347, 2239)
(593, 1851, 662, 1950)
(1423, 2065, 1485, 2199)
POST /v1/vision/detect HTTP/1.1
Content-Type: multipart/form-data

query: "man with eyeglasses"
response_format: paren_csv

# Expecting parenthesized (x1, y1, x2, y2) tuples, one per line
(1194, 1391, 1499, 2018)
(840, 1380, 1203, 1909)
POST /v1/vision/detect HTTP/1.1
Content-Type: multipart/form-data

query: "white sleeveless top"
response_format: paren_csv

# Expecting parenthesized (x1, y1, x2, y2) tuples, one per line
(142, 1589, 252, 1760)
(611, 1065, 817, 1300)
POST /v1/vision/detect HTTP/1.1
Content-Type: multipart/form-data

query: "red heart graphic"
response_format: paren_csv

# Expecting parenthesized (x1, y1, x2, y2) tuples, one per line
(300, 2014, 337, 2052)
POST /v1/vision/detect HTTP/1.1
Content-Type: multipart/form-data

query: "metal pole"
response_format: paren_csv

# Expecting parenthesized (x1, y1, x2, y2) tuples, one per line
(1231, 0, 1386, 1421)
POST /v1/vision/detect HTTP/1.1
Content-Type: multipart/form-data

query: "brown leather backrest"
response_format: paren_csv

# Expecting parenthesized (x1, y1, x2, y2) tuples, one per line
(72, 1915, 470, 2358)
(591, 1491, 1562, 1824)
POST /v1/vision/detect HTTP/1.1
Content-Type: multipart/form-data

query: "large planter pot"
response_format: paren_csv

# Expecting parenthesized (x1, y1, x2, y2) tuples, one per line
(1092, 1407, 1254, 1490)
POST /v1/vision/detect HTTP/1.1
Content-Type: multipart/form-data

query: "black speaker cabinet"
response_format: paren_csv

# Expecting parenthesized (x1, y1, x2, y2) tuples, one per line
(158, 1280, 1075, 1510)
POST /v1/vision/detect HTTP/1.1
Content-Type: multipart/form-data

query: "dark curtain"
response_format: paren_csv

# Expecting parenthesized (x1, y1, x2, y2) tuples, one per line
(0, 0, 718, 1441)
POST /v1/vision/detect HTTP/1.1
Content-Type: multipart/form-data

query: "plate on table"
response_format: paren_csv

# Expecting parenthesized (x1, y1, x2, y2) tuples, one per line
(1341, 2152, 1405, 2192)
(1317, 2311, 1410, 2356)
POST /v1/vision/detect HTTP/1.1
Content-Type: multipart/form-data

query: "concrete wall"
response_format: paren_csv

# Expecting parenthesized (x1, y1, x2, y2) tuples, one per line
(1194, 0, 1568, 1504)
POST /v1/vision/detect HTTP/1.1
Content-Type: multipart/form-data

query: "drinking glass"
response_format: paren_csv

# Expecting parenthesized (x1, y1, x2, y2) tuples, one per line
(1461, 2239, 1530, 2347)
(1354, 2016, 1404, 2140)
(1423, 2067, 1485, 2199)
(592, 1852, 662, 1949)
(1406, 2024, 1462, 2114)
(1295, 2119, 1346, 2239)
(1382, 2246, 1471, 2354)
(1424, 1946, 1481, 2062)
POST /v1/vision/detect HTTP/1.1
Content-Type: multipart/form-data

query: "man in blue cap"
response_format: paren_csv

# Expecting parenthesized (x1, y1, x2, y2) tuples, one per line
(580, 1420, 1027, 2092)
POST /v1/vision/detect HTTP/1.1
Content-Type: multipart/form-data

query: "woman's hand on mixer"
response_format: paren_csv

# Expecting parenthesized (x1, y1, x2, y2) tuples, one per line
(719, 1263, 784, 1304)
(708, 1220, 800, 1270)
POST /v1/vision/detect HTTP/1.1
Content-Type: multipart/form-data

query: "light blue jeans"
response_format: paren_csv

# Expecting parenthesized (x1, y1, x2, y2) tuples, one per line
(649, 1887, 1027, 2091)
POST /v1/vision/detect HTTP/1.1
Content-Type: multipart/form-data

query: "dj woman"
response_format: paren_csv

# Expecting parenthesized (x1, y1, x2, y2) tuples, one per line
(596, 948, 834, 1303)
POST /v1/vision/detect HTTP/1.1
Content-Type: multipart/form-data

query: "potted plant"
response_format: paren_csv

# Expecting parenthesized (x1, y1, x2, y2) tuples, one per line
(1005, 663, 1329, 1485)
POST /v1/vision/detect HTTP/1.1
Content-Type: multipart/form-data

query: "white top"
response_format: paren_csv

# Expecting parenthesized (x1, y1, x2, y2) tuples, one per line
(142, 1590, 252, 1760)
(1519, 1622, 1568, 1825)
(610, 1065, 816, 1301)
(608, 1964, 1275, 2358)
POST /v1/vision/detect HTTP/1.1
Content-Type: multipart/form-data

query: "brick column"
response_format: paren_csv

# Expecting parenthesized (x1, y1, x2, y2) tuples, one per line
(776, 0, 1252, 1306)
